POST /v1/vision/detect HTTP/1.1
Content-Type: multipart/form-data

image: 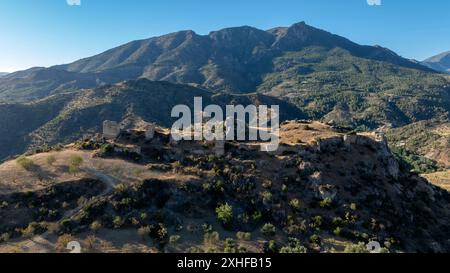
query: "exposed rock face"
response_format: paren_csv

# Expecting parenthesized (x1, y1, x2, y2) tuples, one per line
(343, 132, 400, 180)
(103, 120, 120, 140)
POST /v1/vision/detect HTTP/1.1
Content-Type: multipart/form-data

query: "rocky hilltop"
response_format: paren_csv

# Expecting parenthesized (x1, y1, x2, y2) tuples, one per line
(0, 121, 448, 253)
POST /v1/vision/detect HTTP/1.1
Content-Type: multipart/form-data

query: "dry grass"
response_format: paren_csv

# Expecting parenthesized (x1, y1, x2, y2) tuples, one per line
(422, 171, 450, 191)
(280, 121, 342, 145)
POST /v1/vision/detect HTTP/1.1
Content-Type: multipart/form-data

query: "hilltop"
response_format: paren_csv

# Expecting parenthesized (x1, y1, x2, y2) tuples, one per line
(0, 121, 448, 253)
(0, 79, 304, 161)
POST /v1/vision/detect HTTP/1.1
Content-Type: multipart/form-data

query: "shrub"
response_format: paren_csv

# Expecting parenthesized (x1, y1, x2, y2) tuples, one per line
(261, 223, 276, 237)
(90, 221, 102, 233)
(265, 240, 277, 253)
(333, 227, 342, 236)
(16, 156, 34, 170)
(68, 155, 84, 174)
(332, 217, 343, 226)
(46, 155, 56, 166)
(319, 198, 333, 208)
(280, 238, 307, 253)
(113, 216, 124, 228)
(158, 224, 168, 239)
(204, 231, 220, 245)
(311, 216, 323, 228)
(344, 242, 369, 253)
(252, 211, 263, 222)
(100, 144, 114, 154)
(22, 222, 40, 238)
(261, 191, 273, 203)
(216, 203, 233, 225)
(0, 233, 11, 242)
(56, 234, 76, 251)
(169, 235, 181, 244)
(84, 235, 97, 250)
(236, 232, 251, 241)
(309, 234, 321, 245)
(224, 238, 237, 253)
(289, 198, 302, 211)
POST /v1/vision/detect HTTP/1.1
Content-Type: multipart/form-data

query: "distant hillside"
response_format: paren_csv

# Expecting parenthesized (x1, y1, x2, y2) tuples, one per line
(423, 51, 450, 74)
(0, 79, 304, 161)
(0, 72, 8, 77)
(387, 120, 450, 169)
(1, 22, 448, 129)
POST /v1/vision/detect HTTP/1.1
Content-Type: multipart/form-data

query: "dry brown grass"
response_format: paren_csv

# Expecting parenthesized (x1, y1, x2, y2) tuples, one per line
(422, 171, 450, 191)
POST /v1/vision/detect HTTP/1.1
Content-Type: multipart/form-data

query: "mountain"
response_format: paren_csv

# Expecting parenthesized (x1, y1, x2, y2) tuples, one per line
(423, 51, 450, 74)
(0, 72, 8, 77)
(0, 79, 304, 161)
(0, 121, 449, 253)
(1, 22, 448, 129)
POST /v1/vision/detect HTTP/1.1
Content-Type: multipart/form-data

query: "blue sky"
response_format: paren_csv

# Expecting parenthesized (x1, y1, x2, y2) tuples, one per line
(0, 0, 449, 72)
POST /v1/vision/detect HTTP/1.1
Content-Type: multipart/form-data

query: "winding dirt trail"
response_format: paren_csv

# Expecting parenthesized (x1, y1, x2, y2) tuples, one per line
(0, 159, 122, 253)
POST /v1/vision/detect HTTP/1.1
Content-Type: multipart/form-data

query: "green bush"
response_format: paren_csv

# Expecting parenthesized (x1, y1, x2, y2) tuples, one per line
(261, 223, 276, 237)
(113, 216, 124, 228)
(252, 211, 263, 222)
(311, 216, 323, 228)
(68, 155, 84, 174)
(280, 238, 307, 253)
(224, 238, 237, 253)
(319, 198, 333, 208)
(90, 221, 102, 233)
(216, 203, 233, 225)
(344, 242, 369, 253)
(16, 156, 34, 170)
(333, 227, 342, 236)
(309, 234, 321, 245)
(204, 231, 220, 245)
(236, 232, 252, 241)
(289, 198, 302, 211)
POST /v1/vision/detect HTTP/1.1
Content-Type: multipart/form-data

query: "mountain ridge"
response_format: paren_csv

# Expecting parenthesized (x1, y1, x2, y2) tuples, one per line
(423, 51, 450, 74)
(1, 21, 435, 103)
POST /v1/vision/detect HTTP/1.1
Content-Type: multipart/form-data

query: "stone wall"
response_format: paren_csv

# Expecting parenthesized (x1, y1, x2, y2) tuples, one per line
(103, 121, 120, 139)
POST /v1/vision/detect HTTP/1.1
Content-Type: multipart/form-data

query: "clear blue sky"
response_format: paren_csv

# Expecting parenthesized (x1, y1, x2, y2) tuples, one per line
(1, 0, 449, 72)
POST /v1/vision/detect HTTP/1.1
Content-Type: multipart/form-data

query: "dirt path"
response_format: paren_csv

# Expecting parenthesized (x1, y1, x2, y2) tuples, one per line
(0, 159, 122, 253)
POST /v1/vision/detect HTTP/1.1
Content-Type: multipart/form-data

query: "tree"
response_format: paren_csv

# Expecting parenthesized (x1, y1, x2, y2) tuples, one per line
(261, 223, 276, 237)
(216, 203, 233, 225)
